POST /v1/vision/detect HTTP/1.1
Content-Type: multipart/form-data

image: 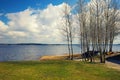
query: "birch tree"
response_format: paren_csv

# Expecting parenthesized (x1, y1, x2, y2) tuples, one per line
(61, 3, 74, 60)
(76, 0, 120, 63)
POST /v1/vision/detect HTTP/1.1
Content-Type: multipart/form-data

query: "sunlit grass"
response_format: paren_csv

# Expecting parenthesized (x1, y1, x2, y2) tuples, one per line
(0, 61, 120, 80)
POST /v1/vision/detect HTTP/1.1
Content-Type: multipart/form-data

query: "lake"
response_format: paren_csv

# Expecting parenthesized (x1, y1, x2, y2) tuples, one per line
(0, 44, 119, 61)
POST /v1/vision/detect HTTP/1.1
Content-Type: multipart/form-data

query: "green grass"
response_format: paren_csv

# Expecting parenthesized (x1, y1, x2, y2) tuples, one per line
(0, 61, 120, 80)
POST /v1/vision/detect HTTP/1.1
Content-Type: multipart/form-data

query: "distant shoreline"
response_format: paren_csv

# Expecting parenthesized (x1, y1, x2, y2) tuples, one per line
(0, 43, 120, 45)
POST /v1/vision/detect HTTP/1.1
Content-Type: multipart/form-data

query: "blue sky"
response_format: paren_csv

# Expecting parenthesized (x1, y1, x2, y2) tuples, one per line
(0, 0, 77, 13)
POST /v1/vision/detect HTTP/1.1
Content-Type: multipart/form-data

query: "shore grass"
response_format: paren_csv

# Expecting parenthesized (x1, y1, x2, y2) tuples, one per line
(0, 61, 120, 80)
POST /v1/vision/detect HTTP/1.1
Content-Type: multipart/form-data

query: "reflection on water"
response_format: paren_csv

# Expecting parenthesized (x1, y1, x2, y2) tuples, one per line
(0, 44, 119, 61)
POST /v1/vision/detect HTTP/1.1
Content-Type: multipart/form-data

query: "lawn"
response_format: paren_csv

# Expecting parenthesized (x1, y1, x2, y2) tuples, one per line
(0, 60, 120, 80)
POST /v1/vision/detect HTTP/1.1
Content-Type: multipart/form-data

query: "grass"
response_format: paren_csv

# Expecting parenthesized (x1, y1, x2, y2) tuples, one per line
(0, 60, 120, 80)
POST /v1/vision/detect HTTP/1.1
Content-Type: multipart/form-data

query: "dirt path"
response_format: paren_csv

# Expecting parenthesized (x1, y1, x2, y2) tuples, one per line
(105, 61, 120, 71)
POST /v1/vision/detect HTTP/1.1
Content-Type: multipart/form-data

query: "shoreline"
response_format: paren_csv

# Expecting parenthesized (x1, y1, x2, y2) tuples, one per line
(40, 51, 120, 61)
(40, 53, 81, 61)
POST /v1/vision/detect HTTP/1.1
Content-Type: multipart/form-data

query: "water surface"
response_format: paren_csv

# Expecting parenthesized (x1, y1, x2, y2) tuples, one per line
(0, 44, 119, 61)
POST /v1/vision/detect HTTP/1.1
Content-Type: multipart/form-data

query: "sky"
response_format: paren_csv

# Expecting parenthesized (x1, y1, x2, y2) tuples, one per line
(0, 0, 120, 44)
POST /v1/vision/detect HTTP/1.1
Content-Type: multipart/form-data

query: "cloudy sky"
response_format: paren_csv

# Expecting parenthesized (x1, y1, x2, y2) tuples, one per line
(0, 0, 120, 44)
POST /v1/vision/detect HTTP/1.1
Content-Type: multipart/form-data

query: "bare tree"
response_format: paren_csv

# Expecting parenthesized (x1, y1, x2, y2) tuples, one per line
(77, 0, 88, 61)
(107, 0, 120, 52)
(61, 3, 74, 60)
(76, 0, 120, 63)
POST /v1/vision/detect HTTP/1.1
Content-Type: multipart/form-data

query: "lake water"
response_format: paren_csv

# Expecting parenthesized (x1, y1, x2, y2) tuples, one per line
(0, 44, 119, 61)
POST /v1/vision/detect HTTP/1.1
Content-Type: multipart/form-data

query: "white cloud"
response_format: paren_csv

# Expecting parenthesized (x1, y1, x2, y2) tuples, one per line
(7, 31, 27, 38)
(0, 3, 70, 44)
(0, 21, 8, 32)
(6, 8, 39, 33)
